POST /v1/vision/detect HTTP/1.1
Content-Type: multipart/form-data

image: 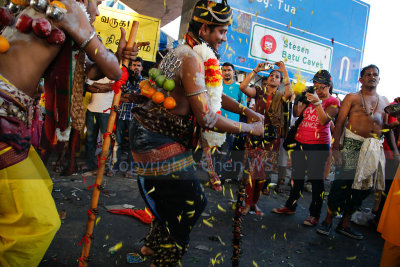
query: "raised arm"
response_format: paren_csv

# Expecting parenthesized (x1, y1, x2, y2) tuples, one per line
(306, 92, 339, 125)
(181, 53, 263, 136)
(239, 62, 272, 98)
(274, 61, 292, 100)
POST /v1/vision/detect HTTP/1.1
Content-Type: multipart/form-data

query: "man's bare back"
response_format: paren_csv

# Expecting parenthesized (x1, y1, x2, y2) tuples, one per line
(166, 45, 198, 117)
(0, 0, 126, 98)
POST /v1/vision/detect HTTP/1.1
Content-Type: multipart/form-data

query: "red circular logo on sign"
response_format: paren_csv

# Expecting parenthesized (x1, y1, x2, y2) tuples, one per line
(260, 35, 277, 54)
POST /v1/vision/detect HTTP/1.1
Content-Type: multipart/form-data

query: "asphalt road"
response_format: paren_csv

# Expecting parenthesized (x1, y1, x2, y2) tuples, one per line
(39, 161, 384, 267)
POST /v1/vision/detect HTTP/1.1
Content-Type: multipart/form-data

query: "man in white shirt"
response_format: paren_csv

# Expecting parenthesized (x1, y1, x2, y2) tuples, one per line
(84, 77, 114, 173)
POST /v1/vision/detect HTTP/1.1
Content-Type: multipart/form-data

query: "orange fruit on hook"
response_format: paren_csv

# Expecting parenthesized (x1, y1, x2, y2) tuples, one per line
(0, 36, 10, 54)
(152, 91, 165, 104)
(163, 96, 176, 110)
(139, 80, 151, 90)
(141, 86, 156, 99)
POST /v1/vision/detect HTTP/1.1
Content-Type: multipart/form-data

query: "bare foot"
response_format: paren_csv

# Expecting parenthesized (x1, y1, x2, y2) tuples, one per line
(241, 204, 251, 215)
(253, 204, 264, 216)
(140, 246, 154, 256)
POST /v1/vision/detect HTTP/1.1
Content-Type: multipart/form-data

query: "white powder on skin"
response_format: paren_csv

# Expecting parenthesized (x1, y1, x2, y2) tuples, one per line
(204, 112, 218, 128)
(194, 72, 205, 87)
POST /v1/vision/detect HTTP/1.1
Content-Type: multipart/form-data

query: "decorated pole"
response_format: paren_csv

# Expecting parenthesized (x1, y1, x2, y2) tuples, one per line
(231, 148, 249, 266)
(79, 21, 139, 267)
(231, 177, 246, 266)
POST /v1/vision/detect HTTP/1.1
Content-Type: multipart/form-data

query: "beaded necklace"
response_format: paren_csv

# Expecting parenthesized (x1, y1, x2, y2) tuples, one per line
(360, 91, 379, 117)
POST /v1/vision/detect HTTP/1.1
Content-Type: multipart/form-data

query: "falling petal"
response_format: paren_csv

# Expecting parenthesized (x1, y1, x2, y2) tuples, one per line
(222, 185, 225, 196)
(186, 200, 194, 205)
(218, 204, 226, 212)
(95, 48, 98, 55)
(177, 215, 182, 222)
(284, 232, 287, 240)
(144, 207, 152, 217)
(187, 210, 195, 218)
(160, 244, 174, 248)
(96, 216, 101, 226)
(346, 256, 357, 261)
(253, 261, 259, 267)
(230, 187, 234, 200)
(224, 42, 229, 54)
(261, 225, 267, 229)
(106, 235, 109, 240)
(147, 186, 155, 194)
(203, 219, 213, 227)
(217, 236, 226, 246)
(108, 242, 123, 253)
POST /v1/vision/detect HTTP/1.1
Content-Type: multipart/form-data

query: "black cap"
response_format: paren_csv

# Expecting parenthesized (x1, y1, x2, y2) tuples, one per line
(312, 70, 331, 85)
(191, 0, 233, 26)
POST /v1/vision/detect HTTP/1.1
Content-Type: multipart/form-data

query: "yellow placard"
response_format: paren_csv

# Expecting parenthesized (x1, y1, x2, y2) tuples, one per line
(93, 6, 160, 62)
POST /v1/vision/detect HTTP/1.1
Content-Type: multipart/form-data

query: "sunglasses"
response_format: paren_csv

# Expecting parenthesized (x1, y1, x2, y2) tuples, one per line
(315, 85, 328, 90)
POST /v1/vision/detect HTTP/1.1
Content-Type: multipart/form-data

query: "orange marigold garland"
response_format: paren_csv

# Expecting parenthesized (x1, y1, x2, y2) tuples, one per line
(193, 43, 225, 147)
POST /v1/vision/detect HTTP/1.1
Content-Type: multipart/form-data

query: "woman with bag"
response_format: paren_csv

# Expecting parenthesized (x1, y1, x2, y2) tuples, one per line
(272, 70, 340, 226)
(239, 61, 292, 215)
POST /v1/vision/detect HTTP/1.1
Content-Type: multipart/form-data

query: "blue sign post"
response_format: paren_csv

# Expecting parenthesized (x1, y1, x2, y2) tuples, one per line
(220, 0, 370, 94)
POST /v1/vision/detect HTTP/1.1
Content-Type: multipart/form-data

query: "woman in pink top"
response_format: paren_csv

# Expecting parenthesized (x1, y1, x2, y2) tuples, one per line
(272, 70, 340, 226)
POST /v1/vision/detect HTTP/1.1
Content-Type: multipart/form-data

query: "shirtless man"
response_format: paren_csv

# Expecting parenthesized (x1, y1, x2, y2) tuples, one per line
(0, 0, 138, 265)
(317, 64, 400, 240)
(130, 0, 263, 265)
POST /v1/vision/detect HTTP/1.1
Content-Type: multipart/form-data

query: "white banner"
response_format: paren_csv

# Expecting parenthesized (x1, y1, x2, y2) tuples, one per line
(248, 23, 333, 74)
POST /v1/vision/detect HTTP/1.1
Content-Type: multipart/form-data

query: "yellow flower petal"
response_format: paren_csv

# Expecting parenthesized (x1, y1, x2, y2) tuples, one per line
(108, 241, 123, 253)
(203, 219, 213, 227)
(217, 204, 226, 212)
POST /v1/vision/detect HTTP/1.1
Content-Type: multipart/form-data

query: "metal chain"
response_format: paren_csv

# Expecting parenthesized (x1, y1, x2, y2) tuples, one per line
(160, 49, 182, 79)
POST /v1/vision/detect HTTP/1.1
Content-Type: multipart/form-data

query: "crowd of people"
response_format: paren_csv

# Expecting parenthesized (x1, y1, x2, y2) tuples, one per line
(0, 0, 399, 266)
